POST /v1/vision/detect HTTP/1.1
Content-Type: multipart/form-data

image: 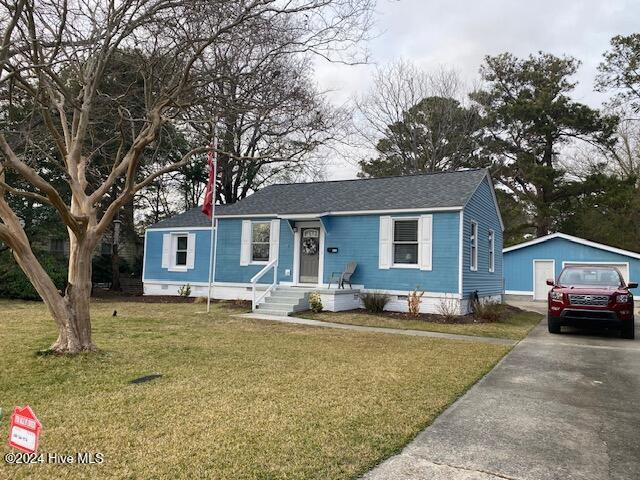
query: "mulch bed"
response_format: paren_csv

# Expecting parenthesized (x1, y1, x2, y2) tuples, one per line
(91, 288, 251, 309)
(341, 304, 523, 325)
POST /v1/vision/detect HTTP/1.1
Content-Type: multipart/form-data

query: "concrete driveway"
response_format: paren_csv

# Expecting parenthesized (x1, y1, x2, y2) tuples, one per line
(363, 315, 640, 480)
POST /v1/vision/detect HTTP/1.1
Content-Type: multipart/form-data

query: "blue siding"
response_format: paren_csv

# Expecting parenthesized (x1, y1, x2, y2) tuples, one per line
(504, 237, 640, 293)
(214, 218, 293, 284)
(322, 212, 460, 293)
(462, 178, 504, 297)
(144, 229, 212, 283)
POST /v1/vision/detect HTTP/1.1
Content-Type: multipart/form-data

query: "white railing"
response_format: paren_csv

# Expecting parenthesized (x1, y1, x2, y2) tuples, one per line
(250, 259, 278, 311)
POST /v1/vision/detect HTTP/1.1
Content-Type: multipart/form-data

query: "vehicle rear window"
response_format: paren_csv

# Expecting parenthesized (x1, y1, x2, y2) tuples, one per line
(558, 267, 622, 287)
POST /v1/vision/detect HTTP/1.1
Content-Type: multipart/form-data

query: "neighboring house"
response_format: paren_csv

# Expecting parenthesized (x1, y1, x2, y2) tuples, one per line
(142, 169, 504, 314)
(503, 233, 640, 301)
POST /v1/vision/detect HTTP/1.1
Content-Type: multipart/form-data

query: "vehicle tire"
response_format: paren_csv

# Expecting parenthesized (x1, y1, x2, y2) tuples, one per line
(548, 317, 561, 334)
(621, 321, 635, 340)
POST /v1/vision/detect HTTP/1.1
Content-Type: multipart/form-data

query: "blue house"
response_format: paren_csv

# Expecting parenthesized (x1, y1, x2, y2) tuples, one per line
(142, 169, 504, 314)
(504, 233, 640, 301)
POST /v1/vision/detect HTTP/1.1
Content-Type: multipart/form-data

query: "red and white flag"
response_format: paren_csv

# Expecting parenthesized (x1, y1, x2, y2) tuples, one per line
(202, 147, 217, 219)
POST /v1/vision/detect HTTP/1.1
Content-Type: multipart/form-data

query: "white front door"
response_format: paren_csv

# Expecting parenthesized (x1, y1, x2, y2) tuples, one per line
(534, 260, 555, 301)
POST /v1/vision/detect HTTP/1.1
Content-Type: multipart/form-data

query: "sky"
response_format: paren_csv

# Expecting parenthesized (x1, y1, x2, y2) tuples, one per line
(314, 0, 640, 179)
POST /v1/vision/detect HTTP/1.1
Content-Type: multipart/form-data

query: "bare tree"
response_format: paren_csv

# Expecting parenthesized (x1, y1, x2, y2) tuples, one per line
(355, 60, 481, 175)
(0, 0, 373, 353)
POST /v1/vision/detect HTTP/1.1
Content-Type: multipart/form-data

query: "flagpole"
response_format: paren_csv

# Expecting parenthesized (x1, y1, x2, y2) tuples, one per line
(206, 122, 218, 313)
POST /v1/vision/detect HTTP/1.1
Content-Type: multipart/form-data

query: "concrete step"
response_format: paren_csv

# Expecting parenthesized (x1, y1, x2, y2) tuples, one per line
(261, 301, 300, 309)
(267, 294, 308, 301)
(255, 307, 291, 316)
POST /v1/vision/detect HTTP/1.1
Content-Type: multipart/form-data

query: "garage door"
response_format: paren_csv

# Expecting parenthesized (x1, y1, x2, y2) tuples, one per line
(533, 260, 555, 300)
(563, 262, 629, 284)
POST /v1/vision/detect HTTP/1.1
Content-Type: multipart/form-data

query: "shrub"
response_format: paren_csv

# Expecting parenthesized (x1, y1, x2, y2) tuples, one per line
(0, 250, 67, 300)
(309, 292, 323, 313)
(472, 299, 505, 322)
(437, 294, 460, 321)
(178, 284, 192, 297)
(360, 291, 390, 313)
(407, 286, 425, 316)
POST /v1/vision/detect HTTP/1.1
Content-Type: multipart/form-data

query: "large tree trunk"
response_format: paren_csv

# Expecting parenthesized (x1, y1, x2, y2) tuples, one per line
(10, 235, 96, 353)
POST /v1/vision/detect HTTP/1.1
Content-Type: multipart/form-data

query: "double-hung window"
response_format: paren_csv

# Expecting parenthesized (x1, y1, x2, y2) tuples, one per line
(175, 235, 188, 267)
(470, 221, 478, 271)
(393, 219, 418, 266)
(488, 229, 495, 273)
(251, 222, 271, 263)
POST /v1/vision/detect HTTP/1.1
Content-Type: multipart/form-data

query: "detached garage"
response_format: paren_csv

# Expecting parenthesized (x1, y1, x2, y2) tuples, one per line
(504, 233, 640, 300)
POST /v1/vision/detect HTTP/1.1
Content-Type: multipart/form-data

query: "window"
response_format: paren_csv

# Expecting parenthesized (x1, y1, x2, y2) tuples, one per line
(251, 222, 270, 263)
(50, 238, 65, 254)
(175, 235, 188, 266)
(488, 229, 495, 273)
(470, 221, 478, 271)
(393, 219, 418, 265)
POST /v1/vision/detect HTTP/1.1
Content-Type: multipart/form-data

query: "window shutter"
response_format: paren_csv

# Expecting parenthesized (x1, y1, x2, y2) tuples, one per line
(419, 214, 433, 271)
(186, 233, 196, 269)
(161, 234, 171, 268)
(269, 219, 280, 262)
(240, 220, 251, 266)
(379, 216, 392, 269)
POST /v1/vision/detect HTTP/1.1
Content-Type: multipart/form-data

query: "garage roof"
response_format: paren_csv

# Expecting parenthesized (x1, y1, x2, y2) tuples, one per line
(503, 233, 640, 260)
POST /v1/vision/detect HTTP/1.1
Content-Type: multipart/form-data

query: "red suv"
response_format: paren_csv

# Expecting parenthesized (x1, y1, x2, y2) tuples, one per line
(547, 266, 636, 339)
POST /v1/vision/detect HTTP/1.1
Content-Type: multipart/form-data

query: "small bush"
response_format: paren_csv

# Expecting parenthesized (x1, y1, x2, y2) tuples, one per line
(437, 294, 459, 321)
(309, 292, 323, 313)
(178, 284, 192, 297)
(472, 299, 505, 322)
(360, 291, 390, 313)
(407, 286, 425, 316)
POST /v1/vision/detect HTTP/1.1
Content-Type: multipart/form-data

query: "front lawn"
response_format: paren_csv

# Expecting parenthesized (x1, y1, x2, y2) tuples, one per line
(299, 309, 542, 340)
(0, 300, 508, 479)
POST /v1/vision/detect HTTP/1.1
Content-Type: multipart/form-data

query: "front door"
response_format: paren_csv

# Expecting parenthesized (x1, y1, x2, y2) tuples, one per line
(299, 227, 320, 283)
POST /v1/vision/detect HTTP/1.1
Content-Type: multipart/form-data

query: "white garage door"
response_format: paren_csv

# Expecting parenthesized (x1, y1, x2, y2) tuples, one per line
(534, 260, 555, 300)
(563, 262, 629, 284)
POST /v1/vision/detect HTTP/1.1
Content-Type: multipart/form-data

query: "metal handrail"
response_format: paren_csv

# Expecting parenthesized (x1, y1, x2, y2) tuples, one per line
(250, 259, 278, 311)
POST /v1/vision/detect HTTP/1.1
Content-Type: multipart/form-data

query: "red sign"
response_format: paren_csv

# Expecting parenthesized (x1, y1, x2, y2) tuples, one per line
(8, 406, 42, 453)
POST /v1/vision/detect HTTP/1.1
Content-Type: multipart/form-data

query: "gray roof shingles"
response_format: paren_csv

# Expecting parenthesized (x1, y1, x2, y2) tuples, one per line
(148, 169, 488, 229)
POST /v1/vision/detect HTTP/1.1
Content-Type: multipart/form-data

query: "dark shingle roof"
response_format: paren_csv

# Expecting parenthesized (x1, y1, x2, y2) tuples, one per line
(147, 204, 231, 229)
(148, 169, 488, 229)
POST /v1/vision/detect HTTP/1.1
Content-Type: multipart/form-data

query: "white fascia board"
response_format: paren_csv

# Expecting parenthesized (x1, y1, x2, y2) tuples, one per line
(462, 170, 505, 232)
(503, 232, 640, 260)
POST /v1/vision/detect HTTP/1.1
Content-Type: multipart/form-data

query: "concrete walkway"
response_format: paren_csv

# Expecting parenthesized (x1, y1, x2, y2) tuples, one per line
(238, 312, 517, 346)
(362, 316, 640, 480)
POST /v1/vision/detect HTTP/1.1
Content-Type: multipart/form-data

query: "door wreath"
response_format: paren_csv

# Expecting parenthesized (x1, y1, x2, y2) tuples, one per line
(302, 237, 318, 255)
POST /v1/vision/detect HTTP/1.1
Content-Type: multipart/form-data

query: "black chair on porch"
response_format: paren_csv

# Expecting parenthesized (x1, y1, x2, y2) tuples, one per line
(328, 261, 357, 289)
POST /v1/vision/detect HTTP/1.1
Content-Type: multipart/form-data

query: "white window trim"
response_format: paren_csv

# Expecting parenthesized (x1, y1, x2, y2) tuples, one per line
(391, 217, 420, 269)
(168, 232, 189, 272)
(488, 229, 495, 273)
(250, 221, 270, 265)
(470, 221, 478, 272)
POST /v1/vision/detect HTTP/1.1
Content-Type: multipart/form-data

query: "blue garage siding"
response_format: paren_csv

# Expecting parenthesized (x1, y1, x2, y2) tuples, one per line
(322, 212, 460, 293)
(461, 177, 504, 297)
(143, 228, 212, 283)
(504, 237, 640, 293)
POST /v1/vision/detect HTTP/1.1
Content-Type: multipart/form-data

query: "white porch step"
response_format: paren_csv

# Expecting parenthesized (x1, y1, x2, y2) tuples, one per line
(253, 286, 312, 314)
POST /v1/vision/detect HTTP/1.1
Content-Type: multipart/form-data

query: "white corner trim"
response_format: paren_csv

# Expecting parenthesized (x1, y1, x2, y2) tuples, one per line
(505, 290, 534, 296)
(142, 229, 148, 281)
(503, 232, 640, 259)
(458, 210, 464, 295)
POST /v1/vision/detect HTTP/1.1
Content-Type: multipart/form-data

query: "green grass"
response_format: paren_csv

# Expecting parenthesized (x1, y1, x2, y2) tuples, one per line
(0, 299, 509, 479)
(298, 309, 542, 340)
